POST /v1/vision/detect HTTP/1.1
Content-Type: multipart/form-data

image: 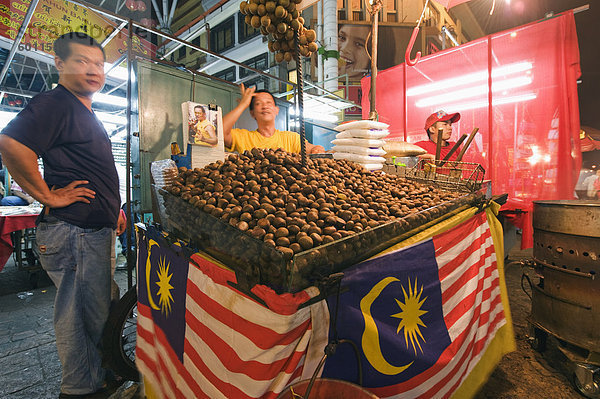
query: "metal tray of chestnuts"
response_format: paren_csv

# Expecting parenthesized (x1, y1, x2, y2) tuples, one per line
(159, 149, 485, 294)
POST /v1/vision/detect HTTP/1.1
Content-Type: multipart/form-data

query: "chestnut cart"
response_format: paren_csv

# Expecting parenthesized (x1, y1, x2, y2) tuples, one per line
(124, 198, 515, 398)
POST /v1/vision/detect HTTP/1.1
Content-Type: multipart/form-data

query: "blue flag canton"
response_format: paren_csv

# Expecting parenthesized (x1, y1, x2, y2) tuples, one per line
(138, 227, 190, 361)
(323, 239, 451, 387)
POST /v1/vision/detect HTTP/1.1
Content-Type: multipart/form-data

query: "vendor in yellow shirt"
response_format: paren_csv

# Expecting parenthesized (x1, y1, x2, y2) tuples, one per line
(223, 84, 325, 154)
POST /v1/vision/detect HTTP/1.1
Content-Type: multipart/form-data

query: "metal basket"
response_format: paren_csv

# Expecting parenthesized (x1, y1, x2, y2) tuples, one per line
(385, 159, 485, 193)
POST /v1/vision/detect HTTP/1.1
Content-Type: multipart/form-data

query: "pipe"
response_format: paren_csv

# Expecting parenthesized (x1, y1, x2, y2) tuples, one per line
(317, 0, 324, 86)
(102, 21, 128, 48)
(167, 0, 179, 27)
(322, 0, 337, 93)
(162, 0, 169, 29)
(0, 0, 40, 86)
(150, 0, 165, 28)
(369, 1, 380, 120)
(125, 19, 134, 289)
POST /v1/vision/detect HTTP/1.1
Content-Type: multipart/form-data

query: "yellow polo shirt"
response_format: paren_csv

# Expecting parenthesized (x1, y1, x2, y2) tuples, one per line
(194, 119, 216, 145)
(229, 128, 302, 154)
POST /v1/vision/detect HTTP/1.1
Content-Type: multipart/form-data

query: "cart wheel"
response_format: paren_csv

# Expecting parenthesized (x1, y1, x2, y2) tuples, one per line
(573, 364, 600, 399)
(102, 285, 140, 381)
(528, 326, 547, 352)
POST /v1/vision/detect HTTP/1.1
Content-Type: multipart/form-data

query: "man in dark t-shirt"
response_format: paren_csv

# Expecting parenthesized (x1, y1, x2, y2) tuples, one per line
(0, 33, 125, 398)
(415, 110, 461, 161)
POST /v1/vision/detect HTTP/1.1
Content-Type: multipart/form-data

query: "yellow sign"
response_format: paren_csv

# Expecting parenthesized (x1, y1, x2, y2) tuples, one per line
(0, 0, 154, 62)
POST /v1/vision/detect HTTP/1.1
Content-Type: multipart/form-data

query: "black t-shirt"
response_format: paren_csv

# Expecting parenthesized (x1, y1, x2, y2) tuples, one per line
(1, 84, 120, 229)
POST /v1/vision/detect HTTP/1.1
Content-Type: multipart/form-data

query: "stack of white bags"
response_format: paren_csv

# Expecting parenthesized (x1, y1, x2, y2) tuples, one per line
(331, 120, 390, 171)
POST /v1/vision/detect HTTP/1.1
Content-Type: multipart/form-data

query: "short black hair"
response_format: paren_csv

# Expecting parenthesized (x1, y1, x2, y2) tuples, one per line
(194, 105, 206, 113)
(53, 32, 105, 61)
(249, 89, 276, 111)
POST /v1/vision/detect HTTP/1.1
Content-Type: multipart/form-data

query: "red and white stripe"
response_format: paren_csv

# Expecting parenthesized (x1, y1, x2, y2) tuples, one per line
(137, 303, 194, 399)
(136, 257, 329, 399)
(370, 212, 506, 399)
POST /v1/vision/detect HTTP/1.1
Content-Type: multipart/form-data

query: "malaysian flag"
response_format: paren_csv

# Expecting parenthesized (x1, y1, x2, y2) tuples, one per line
(136, 226, 329, 399)
(321, 210, 514, 398)
(136, 209, 514, 399)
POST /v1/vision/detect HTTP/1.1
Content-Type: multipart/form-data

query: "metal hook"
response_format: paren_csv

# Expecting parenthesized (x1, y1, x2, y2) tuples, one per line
(405, 0, 430, 67)
(405, 27, 421, 66)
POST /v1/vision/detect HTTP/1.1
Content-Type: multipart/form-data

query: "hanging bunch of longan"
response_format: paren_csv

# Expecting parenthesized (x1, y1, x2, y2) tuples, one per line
(239, 0, 318, 63)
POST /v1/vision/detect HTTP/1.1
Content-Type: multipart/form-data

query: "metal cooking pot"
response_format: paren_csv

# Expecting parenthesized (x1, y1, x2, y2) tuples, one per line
(529, 200, 600, 354)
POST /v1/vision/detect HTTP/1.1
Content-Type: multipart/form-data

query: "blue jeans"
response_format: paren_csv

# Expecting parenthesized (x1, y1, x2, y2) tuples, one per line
(0, 195, 29, 206)
(36, 216, 113, 395)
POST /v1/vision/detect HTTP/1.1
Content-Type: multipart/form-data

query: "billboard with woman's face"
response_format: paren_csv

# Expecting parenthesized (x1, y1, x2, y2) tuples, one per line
(338, 23, 422, 82)
(338, 24, 371, 81)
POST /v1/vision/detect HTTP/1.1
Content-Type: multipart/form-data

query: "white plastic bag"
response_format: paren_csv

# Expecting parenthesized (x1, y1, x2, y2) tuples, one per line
(336, 129, 389, 139)
(359, 163, 384, 171)
(331, 138, 387, 148)
(383, 140, 427, 157)
(151, 159, 178, 188)
(332, 145, 387, 156)
(334, 120, 389, 132)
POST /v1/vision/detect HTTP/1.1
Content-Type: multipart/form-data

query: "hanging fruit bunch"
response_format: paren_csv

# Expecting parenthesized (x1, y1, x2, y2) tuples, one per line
(239, 0, 318, 63)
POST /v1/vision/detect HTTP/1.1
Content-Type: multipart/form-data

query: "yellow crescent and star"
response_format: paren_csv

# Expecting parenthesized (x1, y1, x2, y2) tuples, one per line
(360, 276, 428, 375)
(145, 239, 175, 316)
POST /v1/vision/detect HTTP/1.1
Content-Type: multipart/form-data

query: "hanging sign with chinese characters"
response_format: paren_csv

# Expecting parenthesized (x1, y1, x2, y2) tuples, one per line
(0, 0, 154, 62)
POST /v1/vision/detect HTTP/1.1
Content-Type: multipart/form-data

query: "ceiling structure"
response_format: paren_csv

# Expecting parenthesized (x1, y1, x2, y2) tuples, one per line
(0, 0, 597, 136)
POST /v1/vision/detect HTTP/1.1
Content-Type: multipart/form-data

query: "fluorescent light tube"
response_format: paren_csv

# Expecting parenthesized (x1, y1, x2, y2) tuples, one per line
(407, 61, 533, 97)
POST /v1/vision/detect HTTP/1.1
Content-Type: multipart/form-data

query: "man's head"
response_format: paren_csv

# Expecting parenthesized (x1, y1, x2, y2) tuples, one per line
(425, 110, 460, 143)
(194, 105, 206, 121)
(54, 32, 106, 98)
(249, 90, 279, 124)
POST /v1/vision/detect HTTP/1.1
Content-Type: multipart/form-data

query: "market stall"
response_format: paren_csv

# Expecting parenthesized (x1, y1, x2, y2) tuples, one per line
(362, 11, 582, 250)
(0, 206, 41, 271)
(133, 149, 515, 398)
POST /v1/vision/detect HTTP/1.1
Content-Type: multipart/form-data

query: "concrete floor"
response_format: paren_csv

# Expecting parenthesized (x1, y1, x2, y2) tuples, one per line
(0, 251, 141, 399)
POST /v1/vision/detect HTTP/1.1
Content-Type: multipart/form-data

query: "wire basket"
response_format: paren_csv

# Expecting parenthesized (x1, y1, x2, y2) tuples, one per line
(385, 159, 485, 193)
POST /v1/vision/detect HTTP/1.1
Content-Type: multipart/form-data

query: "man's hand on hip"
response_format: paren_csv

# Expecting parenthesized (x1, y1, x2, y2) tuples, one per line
(46, 180, 96, 208)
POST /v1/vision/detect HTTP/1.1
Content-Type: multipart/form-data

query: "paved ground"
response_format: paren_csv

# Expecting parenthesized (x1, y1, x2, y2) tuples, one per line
(0, 250, 141, 399)
(0, 235, 587, 398)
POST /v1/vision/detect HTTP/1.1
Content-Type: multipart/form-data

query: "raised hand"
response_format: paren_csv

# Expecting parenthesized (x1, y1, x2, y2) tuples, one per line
(239, 83, 256, 110)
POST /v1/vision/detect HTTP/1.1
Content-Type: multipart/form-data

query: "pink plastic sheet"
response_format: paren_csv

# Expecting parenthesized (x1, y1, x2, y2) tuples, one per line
(363, 12, 581, 248)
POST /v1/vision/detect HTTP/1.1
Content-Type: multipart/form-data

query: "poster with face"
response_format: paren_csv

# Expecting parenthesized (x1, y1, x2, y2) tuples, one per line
(187, 103, 219, 147)
(338, 23, 413, 83)
(338, 24, 372, 81)
(181, 101, 225, 168)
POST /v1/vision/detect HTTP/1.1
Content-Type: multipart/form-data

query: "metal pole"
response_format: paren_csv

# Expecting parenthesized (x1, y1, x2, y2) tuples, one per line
(295, 30, 306, 166)
(0, 0, 40, 86)
(125, 19, 134, 290)
(368, 0, 382, 121)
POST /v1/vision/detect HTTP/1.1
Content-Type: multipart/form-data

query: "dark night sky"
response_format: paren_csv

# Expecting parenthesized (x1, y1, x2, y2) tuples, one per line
(458, 0, 600, 129)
